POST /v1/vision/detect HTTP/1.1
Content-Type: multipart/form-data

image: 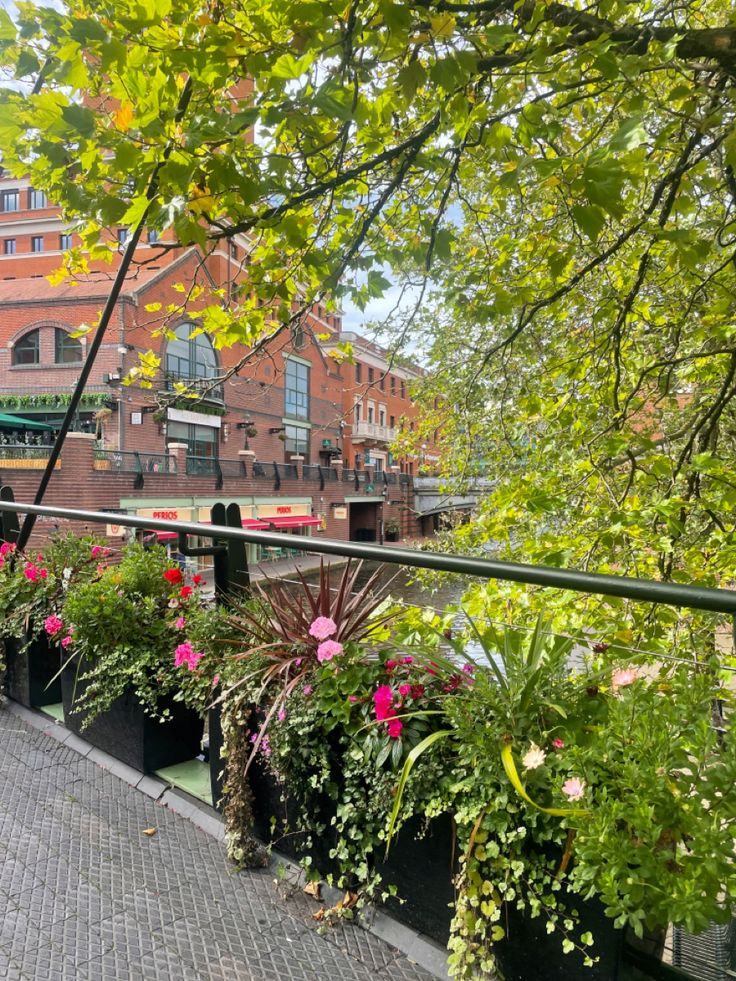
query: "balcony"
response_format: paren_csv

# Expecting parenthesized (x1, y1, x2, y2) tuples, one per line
(351, 421, 396, 443)
(161, 374, 224, 403)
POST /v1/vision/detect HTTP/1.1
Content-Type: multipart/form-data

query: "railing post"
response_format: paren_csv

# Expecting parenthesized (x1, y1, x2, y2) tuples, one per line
(272, 461, 281, 491)
(0, 485, 19, 544)
(215, 459, 223, 491)
(133, 451, 144, 490)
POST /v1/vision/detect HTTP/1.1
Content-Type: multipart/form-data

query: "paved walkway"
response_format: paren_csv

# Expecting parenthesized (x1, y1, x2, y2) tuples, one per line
(0, 707, 436, 980)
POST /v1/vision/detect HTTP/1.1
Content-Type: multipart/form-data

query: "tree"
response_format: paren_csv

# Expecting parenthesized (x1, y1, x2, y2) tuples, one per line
(1, 0, 736, 628)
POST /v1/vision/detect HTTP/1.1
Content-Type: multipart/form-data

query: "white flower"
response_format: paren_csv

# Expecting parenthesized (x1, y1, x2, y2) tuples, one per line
(522, 742, 547, 770)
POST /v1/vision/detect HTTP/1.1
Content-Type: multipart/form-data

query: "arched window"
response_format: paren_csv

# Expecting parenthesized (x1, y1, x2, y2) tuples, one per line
(12, 329, 39, 366)
(54, 328, 83, 364)
(165, 322, 217, 382)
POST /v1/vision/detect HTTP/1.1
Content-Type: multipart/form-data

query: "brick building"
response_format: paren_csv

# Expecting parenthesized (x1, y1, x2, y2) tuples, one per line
(0, 173, 430, 547)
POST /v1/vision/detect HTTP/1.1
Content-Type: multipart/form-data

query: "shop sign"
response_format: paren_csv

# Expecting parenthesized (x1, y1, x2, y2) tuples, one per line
(333, 507, 347, 520)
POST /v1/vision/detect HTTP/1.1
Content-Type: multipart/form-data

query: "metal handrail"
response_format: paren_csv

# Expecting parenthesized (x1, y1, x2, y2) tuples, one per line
(0, 499, 735, 615)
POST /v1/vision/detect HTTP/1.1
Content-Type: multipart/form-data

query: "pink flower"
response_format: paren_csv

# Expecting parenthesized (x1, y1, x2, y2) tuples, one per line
(23, 563, 39, 582)
(552, 738, 565, 749)
(295, 657, 303, 667)
(385, 659, 398, 671)
(278, 707, 286, 722)
(317, 639, 343, 662)
(212, 674, 220, 688)
(398, 684, 412, 697)
(175, 617, 186, 630)
(44, 615, 64, 636)
(309, 616, 337, 640)
(174, 641, 203, 670)
(303, 685, 313, 696)
(562, 777, 586, 801)
(39, 568, 48, 579)
(91, 545, 104, 558)
(348, 695, 359, 703)
(61, 635, 73, 650)
(462, 663, 475, 675)
(387, 718, 403, 739)
(612, 667, 638, 692)
(401, 656, 413, 664)
(0, 542, 15, 557)
(373, 684, 394, 722)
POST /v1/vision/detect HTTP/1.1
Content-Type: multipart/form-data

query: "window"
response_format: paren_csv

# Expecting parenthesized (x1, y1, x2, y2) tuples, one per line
(31, 236, 43, 253)
(12, 329, 40, 366)
(1, 190, 19, 212)
(146, 228, 159, 243)
(400, 380, 406, 400)
(390, 415, 395, 428)
(368, 366, 374, 384)
(373, 457, 384, 473)
(355, 362, 362, 383)
(291, 323, 305, 350)
(379, 407, 386, 426)
(167, 421, 218, 458)
(355, 402, 362, 423)
(165, 321, 218, 383)
(28, 189, 47, 209)
(3, 239, 15, 255)
(59, 234, 72, 251)
(379, 374, 385, 392)
(284, 424, 309, 462)
(284, 358, 309, 420)
(367, 402, 374, 424)
(55, 328, 83, 364)
(390, 376, 396, 395)
(117, 227, 128, 245)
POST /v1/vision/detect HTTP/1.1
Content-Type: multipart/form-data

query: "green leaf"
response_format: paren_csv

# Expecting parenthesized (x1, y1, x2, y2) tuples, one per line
(572, 204, 606, 243)
(609, 116, 647, 153)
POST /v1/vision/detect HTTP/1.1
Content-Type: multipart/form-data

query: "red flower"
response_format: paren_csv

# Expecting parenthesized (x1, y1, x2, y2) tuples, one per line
(411, 684, 425, 699)
(385, 659, 398, 672)
(387, 718, 403, 739)
(192, 574, 204, 586)
(373, 684, 394, 721)
(180, 586, 193, 599)
(163, 568, 184, 585)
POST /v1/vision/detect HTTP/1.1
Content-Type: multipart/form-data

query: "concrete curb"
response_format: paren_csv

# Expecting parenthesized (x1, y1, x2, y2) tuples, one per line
(5, 699, 450, 980)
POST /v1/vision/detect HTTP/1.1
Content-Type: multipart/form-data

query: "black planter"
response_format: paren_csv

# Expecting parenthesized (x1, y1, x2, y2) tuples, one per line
(4, 633, 62, 709)
(376, 812, 457, 943)
(61, 663, 204, 773)
(493, 894, 624, 981)
(208, 703, 226, 811)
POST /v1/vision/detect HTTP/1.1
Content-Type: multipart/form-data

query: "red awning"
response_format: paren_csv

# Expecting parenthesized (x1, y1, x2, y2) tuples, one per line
(242, 518, 270, 530)
(155, 531, 179, 542)
(267, 515, 321, 529)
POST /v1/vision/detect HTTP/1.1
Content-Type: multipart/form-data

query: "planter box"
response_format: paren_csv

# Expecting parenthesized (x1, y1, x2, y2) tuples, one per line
(4, 633, 62, 709)
(61, 663, 203, 773)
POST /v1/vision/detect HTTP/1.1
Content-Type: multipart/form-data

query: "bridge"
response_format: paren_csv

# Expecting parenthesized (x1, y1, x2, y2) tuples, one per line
(412, 475, 494, 526)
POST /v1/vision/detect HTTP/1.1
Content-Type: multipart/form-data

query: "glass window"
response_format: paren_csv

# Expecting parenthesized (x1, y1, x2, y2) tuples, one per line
(355, 402, 361, 423)
(368, 366, 374, 384)
(146, 228, 159, 243)
(379, 407, 386, 426)
(284, 358, 309, 420)
(390, 415, 395, 428)
(400, 380, 406, 399)
(3, 239, 15, 255)
(355, 362, 362, 383)
(379, 373, 385, 392)
(165, 321, 218, 383)
(390, 375, 396, 395)
(55, 328, 82, 364)
(31, 236, 43, 252)
(367, 404, 374, 423)
(284, 424, 309, 461)
(117, 227, 128, 245)
(1, 190, 19, 212)
(59, 234, 72, 250)
(13, 329, 40, 365)
(28, 189, 47, 209)
(167, 421, 218, 458)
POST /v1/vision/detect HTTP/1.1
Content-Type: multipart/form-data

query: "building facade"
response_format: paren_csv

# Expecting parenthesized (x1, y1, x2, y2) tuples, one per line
(0, 174, 433, 547)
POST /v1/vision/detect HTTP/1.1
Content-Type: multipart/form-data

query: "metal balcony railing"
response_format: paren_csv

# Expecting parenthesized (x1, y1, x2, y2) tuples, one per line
(93, 450, 175, 474)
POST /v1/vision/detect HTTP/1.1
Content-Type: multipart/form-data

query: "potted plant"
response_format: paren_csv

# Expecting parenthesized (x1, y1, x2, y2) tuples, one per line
(384, 517, 400, 542)
(59, 543, 205, 772)
(0, 535, 108, 709)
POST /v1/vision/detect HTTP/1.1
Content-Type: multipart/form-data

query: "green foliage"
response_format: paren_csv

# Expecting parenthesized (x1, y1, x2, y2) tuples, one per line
(60, 544, 205, 722)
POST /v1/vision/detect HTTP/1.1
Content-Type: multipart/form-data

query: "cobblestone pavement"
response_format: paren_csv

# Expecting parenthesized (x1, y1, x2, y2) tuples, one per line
(0, 708, 436, 980)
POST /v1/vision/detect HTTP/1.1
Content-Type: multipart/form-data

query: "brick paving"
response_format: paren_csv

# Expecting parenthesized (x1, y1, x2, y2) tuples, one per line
(0, 707, 436, 980)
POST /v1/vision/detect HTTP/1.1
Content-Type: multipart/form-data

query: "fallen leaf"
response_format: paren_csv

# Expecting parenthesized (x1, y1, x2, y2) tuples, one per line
(304, 881, 322, 901)
(142, 827, 157, 837)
